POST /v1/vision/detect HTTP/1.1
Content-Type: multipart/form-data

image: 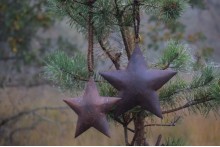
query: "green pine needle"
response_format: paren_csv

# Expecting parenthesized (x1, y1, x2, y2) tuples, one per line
(43, 50, 88, 91)
(157, 40, 192, 71)
(190, 66, 215, 89)
(160, 0, 187, 21)
(159, 78, 187, 106)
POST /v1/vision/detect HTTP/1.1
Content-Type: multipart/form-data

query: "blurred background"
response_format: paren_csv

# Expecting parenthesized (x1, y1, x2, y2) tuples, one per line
(0, 0, 220, 145)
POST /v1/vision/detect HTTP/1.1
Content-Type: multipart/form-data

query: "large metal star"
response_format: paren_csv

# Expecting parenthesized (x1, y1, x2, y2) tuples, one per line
(100, 44, 177, 118)
(63, 78, 120, 138)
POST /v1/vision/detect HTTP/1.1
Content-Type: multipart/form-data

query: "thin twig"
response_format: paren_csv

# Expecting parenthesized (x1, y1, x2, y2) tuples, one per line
(162, 98, 214, 114)
(145, 116, 181, 127)
(53, 65, 103, 83)
(130, 130, 139, 146)
(155, 134, 162, 146)
(0, 106, 68, 128)
(98, 40, 121, 70)
(161, 53, 179, 70)
(127, 115, 135, 125)
(113, 117, 135, 133)
(114, 0, 131, 59)
(9, 120, 42, 143)
(123, 125, 130, 145)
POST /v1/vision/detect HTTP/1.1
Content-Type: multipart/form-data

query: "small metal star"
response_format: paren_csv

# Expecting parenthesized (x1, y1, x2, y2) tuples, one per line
(100, 44, 177, 118)
(63, 78, 120, 138)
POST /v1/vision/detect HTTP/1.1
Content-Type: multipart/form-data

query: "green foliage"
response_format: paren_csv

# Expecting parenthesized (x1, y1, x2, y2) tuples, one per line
(210, 82, 220, 107)
(47, 0, 117, 39)
(164, 137, 186, 146)
(190, 66, 215, 89)
(159, 78, 187, 106)
(44, 0, 220, 118)
(43, 51, 88, 91)
(157, 63, 220, 116)
(157, 40, 192, 71)
(98, 82, 117, 97)
(160, 0, 187, 20)
(47, 0, 188, 40)
(42, 0, 220, 145)
(0, 0, 53, 63)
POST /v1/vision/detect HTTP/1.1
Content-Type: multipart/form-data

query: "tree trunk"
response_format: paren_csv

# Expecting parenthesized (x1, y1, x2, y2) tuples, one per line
(133, 112, 148, 146)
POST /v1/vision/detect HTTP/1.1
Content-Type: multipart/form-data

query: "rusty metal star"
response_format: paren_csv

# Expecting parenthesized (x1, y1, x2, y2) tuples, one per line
(100, 44, 177, 119)
(63, 78, 120, 138)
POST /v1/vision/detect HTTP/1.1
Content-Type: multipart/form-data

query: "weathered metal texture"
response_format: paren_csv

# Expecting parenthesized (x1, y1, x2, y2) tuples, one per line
(100, 44, 177, 119)
(63, 78, 120, 138)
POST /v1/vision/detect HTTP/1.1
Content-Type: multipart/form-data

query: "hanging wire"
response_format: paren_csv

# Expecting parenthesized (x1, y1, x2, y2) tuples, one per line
(133, 0, 140, 43)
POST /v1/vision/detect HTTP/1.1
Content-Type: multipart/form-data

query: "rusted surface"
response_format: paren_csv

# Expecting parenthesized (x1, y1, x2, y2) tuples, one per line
(63, 78, 120, 138)
(100, 44, 177, 118)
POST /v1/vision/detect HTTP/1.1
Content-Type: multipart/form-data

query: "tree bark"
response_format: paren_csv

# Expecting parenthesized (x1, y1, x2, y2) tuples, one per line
(133, 112, 147, 146)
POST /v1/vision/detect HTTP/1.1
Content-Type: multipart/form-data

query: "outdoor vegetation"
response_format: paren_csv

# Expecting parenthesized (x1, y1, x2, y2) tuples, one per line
(0, 0, 220, 146)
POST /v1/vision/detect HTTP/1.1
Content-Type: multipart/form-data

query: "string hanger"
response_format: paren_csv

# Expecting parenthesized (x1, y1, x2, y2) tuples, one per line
(133, 0, 140, 43)
(87, 0, 95, 77)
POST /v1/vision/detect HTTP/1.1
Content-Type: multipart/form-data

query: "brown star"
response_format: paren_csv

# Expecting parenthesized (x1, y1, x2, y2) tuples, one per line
(100, 44, 177, 118)
(63, 78, 120, 138)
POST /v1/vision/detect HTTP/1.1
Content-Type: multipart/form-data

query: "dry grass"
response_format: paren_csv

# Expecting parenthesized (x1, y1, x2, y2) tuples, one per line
(0, 86, 219, 145)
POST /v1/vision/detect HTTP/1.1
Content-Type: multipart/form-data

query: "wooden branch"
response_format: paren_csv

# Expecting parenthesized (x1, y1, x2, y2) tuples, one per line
(119, 25, 131, 59)
(121, 114, 130, 145)
(130, 130, 138, 146)
(132, 111, 146, 145)
(114, 0, 131, 59)
(161, 53, 179, 70)
(0, 106, 68, 128)
(145, 116, 181, 127)
(127, 115, 135, 125)
(123, 125, 130, 146)
(9, 120, 41, 143)
(113, 117, 135, 133)
(98, 40, 121, 70)
(155, 134, 162, 146)
(54, 66, 103, 83)
(162, 98, 214, 114)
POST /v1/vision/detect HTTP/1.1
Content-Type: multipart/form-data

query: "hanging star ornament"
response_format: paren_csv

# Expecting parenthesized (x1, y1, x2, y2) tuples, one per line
(63, 78, 120, 138)
(100, 44, 177, 119)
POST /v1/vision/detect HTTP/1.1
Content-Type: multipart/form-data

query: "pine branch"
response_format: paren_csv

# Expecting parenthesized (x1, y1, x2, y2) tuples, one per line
(156, 40, 191, 71)
(98, 39, 121, 70)
(162, 98, 214, 114)
(145, 116, 180, 127)
(58, 67, 103, 83)
(161, 53, 179, 70)
(114, 0, 131, 59)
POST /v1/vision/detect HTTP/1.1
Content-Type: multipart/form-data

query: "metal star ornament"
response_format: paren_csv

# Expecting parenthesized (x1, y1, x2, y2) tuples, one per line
(63, 78, 120, 138)
(100, 44, 177, 119)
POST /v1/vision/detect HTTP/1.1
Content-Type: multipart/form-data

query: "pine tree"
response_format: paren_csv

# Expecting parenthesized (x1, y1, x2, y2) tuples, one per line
(44, 0, 220, 145)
